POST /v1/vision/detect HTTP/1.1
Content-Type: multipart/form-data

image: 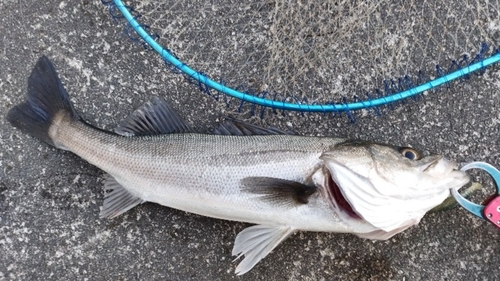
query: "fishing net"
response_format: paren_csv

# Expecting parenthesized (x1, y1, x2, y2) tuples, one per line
(105, 0, 500, 115)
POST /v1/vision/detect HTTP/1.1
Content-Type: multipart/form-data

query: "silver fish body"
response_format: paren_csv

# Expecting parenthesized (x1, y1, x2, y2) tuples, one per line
(56, 119, 367, 232)
(7, 56, 470, 275)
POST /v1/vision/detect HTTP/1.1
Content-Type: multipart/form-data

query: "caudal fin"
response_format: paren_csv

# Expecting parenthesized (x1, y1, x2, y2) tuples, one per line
(6, 56, 79, 147)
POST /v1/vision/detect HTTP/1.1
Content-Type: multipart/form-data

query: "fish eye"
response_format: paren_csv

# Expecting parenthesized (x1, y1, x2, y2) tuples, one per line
(399, 148, 420, 160)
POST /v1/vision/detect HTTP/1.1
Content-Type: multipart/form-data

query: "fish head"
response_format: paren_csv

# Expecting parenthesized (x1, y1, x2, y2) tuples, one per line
(319, 140, 470, 234)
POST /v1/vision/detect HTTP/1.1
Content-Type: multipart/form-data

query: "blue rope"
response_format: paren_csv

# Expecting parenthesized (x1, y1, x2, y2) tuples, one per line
(112, 0, 500, 113)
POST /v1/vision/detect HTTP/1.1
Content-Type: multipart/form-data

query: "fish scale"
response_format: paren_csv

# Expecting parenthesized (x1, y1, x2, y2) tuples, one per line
(62, 122, 344, 225)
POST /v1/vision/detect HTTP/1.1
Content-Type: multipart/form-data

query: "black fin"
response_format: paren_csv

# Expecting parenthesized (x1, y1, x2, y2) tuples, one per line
(6, 56, 79, 146)
(214, 118, 295, 136)
(115, 97, 192, 136)
(240, 177, 318, 205)
(100, 174, 145, 219)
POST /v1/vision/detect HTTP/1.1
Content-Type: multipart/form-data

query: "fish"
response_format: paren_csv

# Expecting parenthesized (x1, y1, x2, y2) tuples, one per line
(6, 56, 470, 275)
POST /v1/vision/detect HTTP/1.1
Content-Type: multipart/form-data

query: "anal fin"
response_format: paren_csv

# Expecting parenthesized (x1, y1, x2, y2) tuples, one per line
(232, 225, 295, 275)
(100, 174, 145, 219)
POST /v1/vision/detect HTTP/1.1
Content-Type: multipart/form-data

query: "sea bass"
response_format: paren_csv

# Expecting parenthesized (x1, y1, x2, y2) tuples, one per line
(6, 56, 470, 275)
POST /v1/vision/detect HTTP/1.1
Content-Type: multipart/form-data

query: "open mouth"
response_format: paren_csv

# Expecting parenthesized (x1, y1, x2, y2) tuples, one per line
(326, 170, 360, 219)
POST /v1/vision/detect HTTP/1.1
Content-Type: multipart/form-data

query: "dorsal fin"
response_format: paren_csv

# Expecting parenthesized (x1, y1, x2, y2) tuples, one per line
(214, 118, 295, 136)
(115, 97, 192, 136)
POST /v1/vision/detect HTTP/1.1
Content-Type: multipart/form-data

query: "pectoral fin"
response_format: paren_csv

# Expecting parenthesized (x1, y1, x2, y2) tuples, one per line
(241, 177, 318, 206)
(232, 225, 295, 275)
(99, 174, 145, 219)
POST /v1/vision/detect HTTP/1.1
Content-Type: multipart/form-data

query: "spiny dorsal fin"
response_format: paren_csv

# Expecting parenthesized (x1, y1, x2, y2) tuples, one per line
(214, 118, 295, 136)
(232, 225, 295, 275)
(100, 174, 145, 219)
(240, 177, 318, 206)
(115, 97, 192, 136)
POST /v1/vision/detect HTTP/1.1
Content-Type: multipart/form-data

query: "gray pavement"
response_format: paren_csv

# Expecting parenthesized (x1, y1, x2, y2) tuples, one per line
(1, 1, 500, 280)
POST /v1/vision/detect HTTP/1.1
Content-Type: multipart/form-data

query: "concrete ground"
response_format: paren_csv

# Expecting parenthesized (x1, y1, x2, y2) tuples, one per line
(1, 1, 499, 280)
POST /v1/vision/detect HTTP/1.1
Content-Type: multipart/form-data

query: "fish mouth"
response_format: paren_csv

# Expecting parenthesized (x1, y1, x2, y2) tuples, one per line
(324, 169, 360, 219)
(419, 155, 443, 172)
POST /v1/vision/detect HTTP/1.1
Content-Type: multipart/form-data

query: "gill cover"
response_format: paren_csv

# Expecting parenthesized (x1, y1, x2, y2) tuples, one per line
(322, 142, 470, 232)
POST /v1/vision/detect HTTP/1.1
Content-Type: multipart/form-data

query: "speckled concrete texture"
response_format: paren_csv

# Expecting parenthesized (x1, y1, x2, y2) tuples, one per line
(1, 1, 499, 280)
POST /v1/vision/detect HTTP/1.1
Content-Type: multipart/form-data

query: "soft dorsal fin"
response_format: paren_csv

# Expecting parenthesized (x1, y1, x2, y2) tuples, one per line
(214, 118, 295, 136)
(232, 225, 295, 275)
(115, 97, 192, 136)
(240, 177, 318, 206)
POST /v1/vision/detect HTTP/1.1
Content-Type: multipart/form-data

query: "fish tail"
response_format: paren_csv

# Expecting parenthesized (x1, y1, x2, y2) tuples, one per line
(6, 56, 80, 148)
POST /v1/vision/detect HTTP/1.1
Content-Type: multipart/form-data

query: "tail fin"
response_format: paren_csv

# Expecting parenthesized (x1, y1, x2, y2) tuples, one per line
(6, 56, 79, 147)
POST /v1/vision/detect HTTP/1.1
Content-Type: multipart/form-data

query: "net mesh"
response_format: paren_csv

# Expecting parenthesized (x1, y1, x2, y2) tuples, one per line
(122, 0, 500, 106)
